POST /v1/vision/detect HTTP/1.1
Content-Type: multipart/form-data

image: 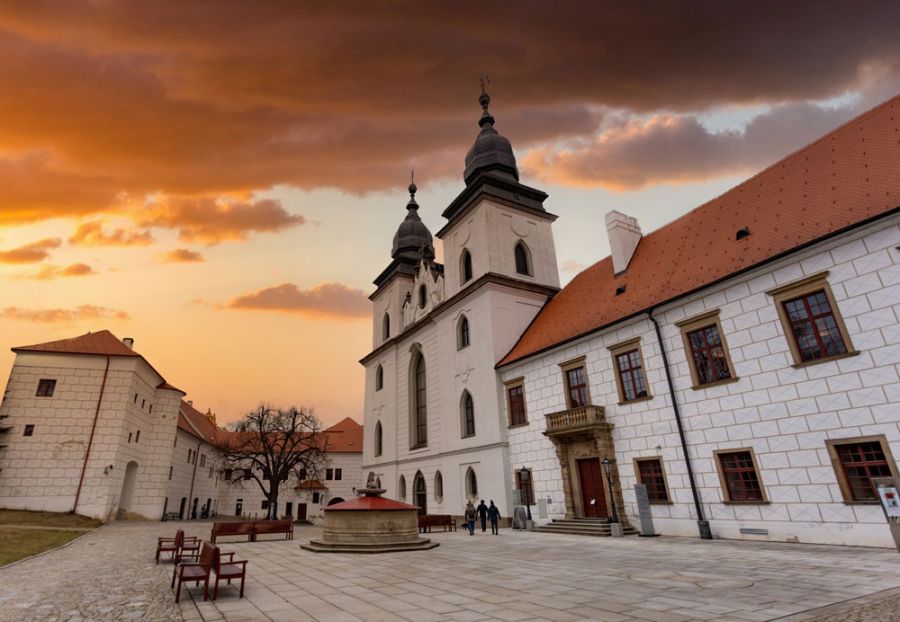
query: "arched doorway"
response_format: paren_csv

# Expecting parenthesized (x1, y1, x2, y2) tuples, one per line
(191, 497, 199, 519)
(327, 497, 345, 506)
(179, 497, 187, 520)
(413, 471, 427, 515)
(118, 461, 139, 519)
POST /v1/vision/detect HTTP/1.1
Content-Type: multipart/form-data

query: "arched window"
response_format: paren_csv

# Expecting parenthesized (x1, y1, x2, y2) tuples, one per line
(457, 316, 470, 350)
(514, 241, 532, 276)
(374, 421, 383, 457)
(434, 471, 443, 502)
(461, 391, 475, 438)
(460, 249, 473, 284)
(375, 364, 383, 391)
(465, 467, 478, 499)
(398, 474, 407, 499)
(382, 313, 391, 340)
(410, 351, 427, 448)
(413, 470, 427, 515)
(418, 285, 427, 309)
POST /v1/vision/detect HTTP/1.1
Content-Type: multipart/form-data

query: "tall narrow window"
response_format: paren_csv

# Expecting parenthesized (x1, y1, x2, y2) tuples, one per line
(398, 474, 407, 500)
(827, 437, 897, 502)
(457, 316, 470, 350)
(375, 364, 383, 391)
(418, 285, 427, 309)
(465, 467, 478, 498)
(461, 391, 475, 438)
(413, 470, 427, 515)
(507, 382, 527, 426)
(374, 421, 383, 457)
(382, 313, 391, 340)
(410, 351, 428, 448)
(715, 450, 766, 502)
(561, 361, 590, 408)
(461, 249, 473, 284)
(514, 242, 531, 276)
(634, 458, 670, 503)
(434, 471, 443, 502)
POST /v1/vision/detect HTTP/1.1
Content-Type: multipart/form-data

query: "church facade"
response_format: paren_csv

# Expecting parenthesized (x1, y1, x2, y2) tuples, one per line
(361, 92, 900, 547)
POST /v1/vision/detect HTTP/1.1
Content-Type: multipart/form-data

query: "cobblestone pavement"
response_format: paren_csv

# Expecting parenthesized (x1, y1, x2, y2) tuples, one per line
(0, 521, 184, 622)
(1, 521, 899, 622)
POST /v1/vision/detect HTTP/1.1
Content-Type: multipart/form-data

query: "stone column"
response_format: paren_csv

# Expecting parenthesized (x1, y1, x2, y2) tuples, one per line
(551, 439, 575, 519)
(592, 425, 629, 527)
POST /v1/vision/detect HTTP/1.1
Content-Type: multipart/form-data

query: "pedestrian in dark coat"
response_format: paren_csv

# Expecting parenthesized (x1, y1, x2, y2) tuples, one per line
(477, 499, 489, 532)
(488, 500, 501, 535)
(464, 501, 476, 535)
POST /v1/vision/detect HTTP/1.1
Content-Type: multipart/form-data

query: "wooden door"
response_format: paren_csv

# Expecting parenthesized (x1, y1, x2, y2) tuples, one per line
(298, 503, 307, 521)
(577, 458, 607, 518)
(285, 502, 293, 518)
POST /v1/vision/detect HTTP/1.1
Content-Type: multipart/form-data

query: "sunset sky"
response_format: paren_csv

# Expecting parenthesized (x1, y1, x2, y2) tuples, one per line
(1, 2, 899, 425)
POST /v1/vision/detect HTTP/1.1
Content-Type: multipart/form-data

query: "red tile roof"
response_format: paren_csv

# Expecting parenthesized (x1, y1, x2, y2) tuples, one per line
(322, 417, 363, 453)
(177, 400, 220, 444)
(13, 330, 139, 357)
(500, 95, 900, 367)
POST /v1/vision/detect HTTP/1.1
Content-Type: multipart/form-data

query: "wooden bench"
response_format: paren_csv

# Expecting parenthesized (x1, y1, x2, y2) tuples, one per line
(210, 519, 293, 543)
(210, 521, 255, 543)
(417, 514, 457, 533)
(252, 519, 293, 541)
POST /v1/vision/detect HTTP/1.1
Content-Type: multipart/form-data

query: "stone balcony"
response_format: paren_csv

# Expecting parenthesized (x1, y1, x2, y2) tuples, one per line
(543, 405, 609, 438)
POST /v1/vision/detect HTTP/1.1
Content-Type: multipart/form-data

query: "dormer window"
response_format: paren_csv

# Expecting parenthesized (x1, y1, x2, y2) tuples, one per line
(514, 242, 532, 276)
(418, 285, 427, 309)
(461, 249, 473, 284)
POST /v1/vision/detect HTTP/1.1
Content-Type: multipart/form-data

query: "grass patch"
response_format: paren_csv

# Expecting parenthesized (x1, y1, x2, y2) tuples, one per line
(0, 527, 85, 565)
(0, 509, 101, 529)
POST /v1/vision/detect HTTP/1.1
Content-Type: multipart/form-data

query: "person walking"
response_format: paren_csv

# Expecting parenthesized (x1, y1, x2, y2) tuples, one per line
(464, 501, 476, 535)
(477, 499, 489, 533)
(488, 500, 501, 535)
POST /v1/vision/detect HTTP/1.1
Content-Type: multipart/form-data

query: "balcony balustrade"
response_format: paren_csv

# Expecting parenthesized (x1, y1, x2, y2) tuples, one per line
(543, 405, 608, 437)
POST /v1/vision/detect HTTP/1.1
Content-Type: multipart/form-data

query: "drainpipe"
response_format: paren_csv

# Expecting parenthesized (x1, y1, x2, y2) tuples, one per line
(648, 311, 712, 540)
(73, 356, 110, 514)
(188, 440, 201, 518)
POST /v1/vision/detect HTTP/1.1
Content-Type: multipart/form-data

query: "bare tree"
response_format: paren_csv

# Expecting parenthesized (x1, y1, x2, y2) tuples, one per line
(216, 404, 326, 520)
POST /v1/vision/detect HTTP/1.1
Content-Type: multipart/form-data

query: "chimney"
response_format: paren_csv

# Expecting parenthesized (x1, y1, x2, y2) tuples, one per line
(122, 337, 134, 349)
(605, 211, 642, 275)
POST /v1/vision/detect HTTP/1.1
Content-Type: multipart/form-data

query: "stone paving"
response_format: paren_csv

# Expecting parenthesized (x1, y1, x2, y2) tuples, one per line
(1, 520, 899, 622)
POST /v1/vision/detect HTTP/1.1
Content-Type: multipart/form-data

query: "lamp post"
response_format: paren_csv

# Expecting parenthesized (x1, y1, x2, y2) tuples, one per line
(519, 466, 532, 521)
(600, 458, 619, 524)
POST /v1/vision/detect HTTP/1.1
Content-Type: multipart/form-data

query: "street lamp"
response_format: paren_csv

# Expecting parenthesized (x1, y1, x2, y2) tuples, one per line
(519, 466, 532, 521)
(600, 457, 619, 524)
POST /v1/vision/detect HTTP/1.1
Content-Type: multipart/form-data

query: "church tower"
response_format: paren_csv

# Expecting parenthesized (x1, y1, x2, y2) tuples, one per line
(361, 87, 560, 518)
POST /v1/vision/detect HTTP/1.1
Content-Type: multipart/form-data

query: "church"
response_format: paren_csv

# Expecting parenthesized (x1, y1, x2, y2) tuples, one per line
(360, 91, 900, 547)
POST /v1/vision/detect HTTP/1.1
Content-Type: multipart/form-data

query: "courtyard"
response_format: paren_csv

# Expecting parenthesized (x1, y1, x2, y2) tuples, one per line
(0, 521, 899, 622)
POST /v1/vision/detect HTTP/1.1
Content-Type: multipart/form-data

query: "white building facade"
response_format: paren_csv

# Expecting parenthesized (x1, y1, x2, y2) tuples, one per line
(362, 92, 900, 546)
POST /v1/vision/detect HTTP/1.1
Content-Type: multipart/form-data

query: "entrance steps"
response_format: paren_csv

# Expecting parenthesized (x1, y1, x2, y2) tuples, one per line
(533, 517, 639, 537)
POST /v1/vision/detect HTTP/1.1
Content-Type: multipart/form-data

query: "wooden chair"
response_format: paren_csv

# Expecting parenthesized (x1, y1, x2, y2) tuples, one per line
(155, 529, 201, 564)
(212, 551, 248, 600)
(171, 541, 216, 603)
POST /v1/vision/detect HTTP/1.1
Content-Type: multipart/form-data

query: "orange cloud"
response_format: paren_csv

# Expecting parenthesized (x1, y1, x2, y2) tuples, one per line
(0, 4, 896, 229)
(0, 237, 61, 263)
(69, 221, 153, 246)
(1, 304, 129, 323)
(28, 263, 96, 280)
(160, 248, 204, 263)
(140, 197, 305, 244)
(225, 282, 369, 319)
(523, 103, 857, 190)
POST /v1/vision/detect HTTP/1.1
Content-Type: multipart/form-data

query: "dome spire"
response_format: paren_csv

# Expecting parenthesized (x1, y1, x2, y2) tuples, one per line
(407, 169, 418, 210)
(479, 75, 494, 129)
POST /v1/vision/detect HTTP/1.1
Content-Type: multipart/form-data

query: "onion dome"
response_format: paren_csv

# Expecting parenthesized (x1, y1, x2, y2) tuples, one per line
(391, 180, 434, 261)
(463, 88, 519, 186)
